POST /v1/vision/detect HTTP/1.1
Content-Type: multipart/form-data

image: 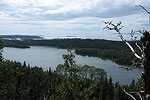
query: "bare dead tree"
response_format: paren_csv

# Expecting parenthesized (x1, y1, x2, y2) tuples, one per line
(103, 21, 141, 59)
(103, 21, 150, 100)
(140, 30, 150, 100)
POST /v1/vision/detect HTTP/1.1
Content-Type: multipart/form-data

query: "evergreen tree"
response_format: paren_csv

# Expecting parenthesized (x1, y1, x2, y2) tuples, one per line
(129, 79, 135, 91)
(108, 77, 114, 100)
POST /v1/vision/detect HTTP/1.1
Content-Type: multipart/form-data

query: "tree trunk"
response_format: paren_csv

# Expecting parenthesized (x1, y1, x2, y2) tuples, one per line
(141, 31, 150, 100)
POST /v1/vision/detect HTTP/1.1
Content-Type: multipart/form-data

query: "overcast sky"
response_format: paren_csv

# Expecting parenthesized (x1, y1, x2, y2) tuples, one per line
(0, 0, 150, 40)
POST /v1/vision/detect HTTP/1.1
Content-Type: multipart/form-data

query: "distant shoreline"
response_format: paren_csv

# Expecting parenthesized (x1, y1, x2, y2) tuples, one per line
(2, 38, 141, 66)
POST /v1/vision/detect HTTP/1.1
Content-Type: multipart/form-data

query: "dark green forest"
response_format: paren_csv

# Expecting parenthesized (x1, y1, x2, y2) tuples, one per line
(0, 38, 143, 100)
(75, 48, 141, 66)
(3, 39, 141, 66)
(4, 39, 139, 49)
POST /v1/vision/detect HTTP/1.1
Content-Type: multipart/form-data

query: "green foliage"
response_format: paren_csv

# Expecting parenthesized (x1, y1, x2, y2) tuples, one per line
(108, 77, 114, 100)
(3, 40, 30, 48)
(53, 49, 108, 100)
(0, 48, 142, 100)
(0, 60, 61, 100)
(52, 50, 142, 100)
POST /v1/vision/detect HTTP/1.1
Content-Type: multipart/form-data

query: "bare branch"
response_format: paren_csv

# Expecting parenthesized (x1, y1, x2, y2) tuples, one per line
(103, 21, 141, 60)
(131, 60, 143, 68)
(138, 5, 150, 27)
(129, 92, 143, 100)
(119, 66, 134, 71)
(135, 42, 142, 52)
(119, 62, 143, 71)
(130, 30, 142, 52)
(138, 5, 150, 14)
(123, 89, 137, 100)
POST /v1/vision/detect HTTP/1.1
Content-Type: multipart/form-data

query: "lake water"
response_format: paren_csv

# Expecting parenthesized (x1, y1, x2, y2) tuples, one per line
(3, 46, 143, 85)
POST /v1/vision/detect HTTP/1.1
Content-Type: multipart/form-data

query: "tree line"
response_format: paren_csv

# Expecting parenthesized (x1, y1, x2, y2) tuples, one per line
(75, 48, 141, 66)
(3, 39, 141, 49)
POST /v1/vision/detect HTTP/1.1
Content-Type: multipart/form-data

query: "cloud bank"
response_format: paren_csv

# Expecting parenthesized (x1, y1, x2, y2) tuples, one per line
(0, 0, 150, 40)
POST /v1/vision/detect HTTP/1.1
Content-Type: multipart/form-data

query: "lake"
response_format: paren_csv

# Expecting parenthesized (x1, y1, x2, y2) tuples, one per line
(3, 46, 143, 85)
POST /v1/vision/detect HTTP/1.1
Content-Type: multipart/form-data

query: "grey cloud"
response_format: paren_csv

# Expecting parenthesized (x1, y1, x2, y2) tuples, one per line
(31, 4, 150, 21)
(1, 0, 150, 21)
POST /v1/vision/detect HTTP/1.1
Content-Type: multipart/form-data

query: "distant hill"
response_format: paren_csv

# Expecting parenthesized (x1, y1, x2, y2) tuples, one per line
(0, 35, 43, 40)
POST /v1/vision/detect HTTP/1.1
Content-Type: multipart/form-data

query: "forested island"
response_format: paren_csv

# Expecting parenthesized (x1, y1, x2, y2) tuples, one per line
(3, 39, 141, 66)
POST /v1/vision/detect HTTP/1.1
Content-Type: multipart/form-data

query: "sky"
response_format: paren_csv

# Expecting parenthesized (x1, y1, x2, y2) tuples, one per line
(0, 0, 150, 40)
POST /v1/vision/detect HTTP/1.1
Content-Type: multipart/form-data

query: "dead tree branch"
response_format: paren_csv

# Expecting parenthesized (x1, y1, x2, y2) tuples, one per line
(103, 21, 142, 60)
(130, 30, 142, 52)
(137, 5, 150, 27)
(119, 66, 137, 71)
(123, 89, 137, 100)
(129, 92, 143, 100)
